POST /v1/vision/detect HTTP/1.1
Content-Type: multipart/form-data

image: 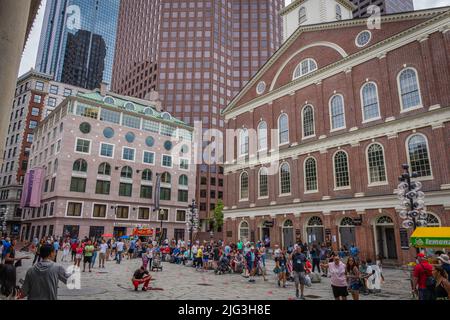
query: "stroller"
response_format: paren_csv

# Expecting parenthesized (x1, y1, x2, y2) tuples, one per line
(151, 252, 163, 272)
(214, 255, 232, 275)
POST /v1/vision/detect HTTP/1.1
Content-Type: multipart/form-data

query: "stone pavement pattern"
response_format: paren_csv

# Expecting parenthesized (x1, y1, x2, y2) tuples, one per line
(14, 251, 414, 300)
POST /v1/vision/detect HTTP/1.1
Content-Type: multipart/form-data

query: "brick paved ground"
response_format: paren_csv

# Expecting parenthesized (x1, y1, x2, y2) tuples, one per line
(11, 251, 413, 300)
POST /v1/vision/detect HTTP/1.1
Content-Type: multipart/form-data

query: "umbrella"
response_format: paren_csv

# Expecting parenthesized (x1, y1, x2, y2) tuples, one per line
(102, 234, 113, 238)
(120, 235, 130, 239)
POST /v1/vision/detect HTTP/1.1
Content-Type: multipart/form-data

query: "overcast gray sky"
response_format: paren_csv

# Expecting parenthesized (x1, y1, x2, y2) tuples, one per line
(18, 0, 450, 77)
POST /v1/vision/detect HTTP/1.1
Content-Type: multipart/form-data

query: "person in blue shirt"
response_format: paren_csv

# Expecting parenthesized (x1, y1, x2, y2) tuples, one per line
(1, 238, 11, 263)
(350, 244, 360, 262)
(53, 240, 60, 262)
(128, 239, 136, 260)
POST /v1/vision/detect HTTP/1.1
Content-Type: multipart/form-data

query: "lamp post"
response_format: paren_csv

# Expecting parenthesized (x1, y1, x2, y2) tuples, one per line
(0, 207, 7, 237)
(397, 164, 428, 252)
(187, 199, 198, 260)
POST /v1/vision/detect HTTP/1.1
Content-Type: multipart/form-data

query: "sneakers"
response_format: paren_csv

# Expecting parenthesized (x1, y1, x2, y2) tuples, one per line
(134, 287, 138, 291)
(249, 279, 255, 283)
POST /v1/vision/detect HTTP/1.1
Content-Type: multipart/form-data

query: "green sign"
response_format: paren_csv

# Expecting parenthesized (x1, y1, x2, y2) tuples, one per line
(411, 237, 450, 248)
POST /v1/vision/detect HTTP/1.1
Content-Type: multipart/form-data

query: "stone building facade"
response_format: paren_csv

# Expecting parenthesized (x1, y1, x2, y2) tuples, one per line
(221, 8, 450, 265)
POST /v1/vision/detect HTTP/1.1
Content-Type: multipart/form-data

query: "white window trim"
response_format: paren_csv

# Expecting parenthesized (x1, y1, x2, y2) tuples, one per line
(301, 104, 316, 139)
(238, 128, 249, 157)
(49, 201, 55, 216)
(156, 207, 170, 222)
(333, 150, 351, 190)
(115, 205, 131, 220)
(256, 81, 266, 95)
(329, 94, 347, 132)
(239, 171, 249, 202)
(65, 201, 84, 218)
(258, 167, 269, 199)
(405, 133, 434, 180)
(103, 96, 116, 105)
(137, 207, 151, 221)
(99, 142, 115, 158)
(397, 67, 423, 112)
(175, 209, 187, 222)
(121, 146, 136, 162)
(238, 220, 250, 242)
(74, 137, 92, 155)
(91, 202, 108, 219)
(142, 150, 156, 165)
(365, 142, 388, 186)
(179, 157, 190, 171)
(161, 154, 173, 168)
(360, 81, 382, 123)
(257, 121, 268, 152)
(279, 162, 292, 196)
(278, 113, 290, 146)
(303, 156, 319, 193)
(293, 58, 318, 80)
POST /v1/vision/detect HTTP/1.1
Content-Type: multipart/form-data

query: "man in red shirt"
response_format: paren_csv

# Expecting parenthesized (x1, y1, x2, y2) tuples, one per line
(413, 252, 433, 300)
(70, 241, 78, 262)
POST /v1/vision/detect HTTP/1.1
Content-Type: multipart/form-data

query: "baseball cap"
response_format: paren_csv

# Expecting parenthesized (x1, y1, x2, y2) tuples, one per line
(417, 252, 425, 258)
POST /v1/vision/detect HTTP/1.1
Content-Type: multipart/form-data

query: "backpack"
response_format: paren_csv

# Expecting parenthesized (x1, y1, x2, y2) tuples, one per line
(420, 263, 436, 291)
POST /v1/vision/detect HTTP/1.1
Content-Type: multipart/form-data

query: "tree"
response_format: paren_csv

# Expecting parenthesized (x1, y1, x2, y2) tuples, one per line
(212, 199, 224, 232)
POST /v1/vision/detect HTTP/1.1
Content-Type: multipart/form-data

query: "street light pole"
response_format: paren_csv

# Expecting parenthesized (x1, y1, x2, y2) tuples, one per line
(188, 199, 197, 260)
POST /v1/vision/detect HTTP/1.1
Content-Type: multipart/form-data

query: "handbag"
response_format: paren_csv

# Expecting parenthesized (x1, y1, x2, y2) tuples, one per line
(305, 274, 312, 287)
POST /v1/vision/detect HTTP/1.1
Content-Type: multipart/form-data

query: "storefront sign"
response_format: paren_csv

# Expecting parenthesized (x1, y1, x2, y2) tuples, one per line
(354, 217, 363, 226)
(263, 220, 274, 228)
(132, 228, 153, 236)
(399, 228, 410, 250)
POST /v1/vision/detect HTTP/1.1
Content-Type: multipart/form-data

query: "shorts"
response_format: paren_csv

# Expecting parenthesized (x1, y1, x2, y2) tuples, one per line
(84, 256, 92, 263)
(75, 254, 82, 260)
(332, 285, 349, 298)
(128, 249, 134, 254)
(293, 271, 306, 285)
(350, 281, 362, 292)
(99, 253, 106, 260)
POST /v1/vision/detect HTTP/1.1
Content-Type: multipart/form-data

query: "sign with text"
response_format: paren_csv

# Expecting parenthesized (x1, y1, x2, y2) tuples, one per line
(400, 228, 410, 250)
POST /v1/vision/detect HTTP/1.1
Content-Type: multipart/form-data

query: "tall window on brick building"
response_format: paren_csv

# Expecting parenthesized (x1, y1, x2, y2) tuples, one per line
(407, 134, 432, 178)
(239, 171, 249, 201)
(361, 82, 380, 122)
(398, 68, 422, 110)
(367, 143, 387, 184)
(334, 151, 350, 188)
(178, 175, 188, 202)
(258, 167, 268, 198)
(257, 121, 267, 151)
(298, 6, 307, 24)
(73, 159, 87, 172)
(330, 95, 346, 130)
(239, 128, 249, 156)
(293, 59, 317, 80)
(278, 113, 289, 145)
(239, 221, 249, 243)
(304, 157, 318, 192)
(302, 105, 315, 138)
(279, 163, 291, 195)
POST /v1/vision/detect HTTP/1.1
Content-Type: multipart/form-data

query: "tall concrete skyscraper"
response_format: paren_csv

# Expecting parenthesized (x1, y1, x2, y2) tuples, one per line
(35, 0, 120, 90)
(350, 0, 414, 17)
(112, 0, 283, 233)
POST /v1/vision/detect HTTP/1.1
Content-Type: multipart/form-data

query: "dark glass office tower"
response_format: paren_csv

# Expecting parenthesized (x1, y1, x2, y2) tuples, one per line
(350, 0, 414, 17)
(36, 0, 119, 89)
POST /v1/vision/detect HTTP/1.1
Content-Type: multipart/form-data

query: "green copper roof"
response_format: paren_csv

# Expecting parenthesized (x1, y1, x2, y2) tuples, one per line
(76, 90, 188, 126)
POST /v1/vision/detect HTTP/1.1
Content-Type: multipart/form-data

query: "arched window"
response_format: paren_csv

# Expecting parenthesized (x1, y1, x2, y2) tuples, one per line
(304, 157, 318, 192)
(239, 128, 249, 156)
(298, 6, 307, 24)
(179, 174, 188, 186)
(336, 5, 342, 20)
(278, 113, 289, 145)
(330, 95, 346, 130)
(334, 151, 350, 188)
(280, 163, 291, 194)
(426, 213, 440, 227)
(398, 68, 422, 110)
(258, 167, 268, 198)
(240, 171, 249, 200)
(257, 121, 267, 151)
(308, 216, 323, 226)
(161, 172, 171, 184)
(340, 217, 354, 226)
(98, 162, 111, 176)
(53, 159, 58, 174)
(376, 216, 394, 225)
(239, 221, 249, 242)
(142, 169, 152, 181)
(121, 166, 133, 179)
(407, 134, 432, 177)
(293, 58, 317, 80)
(284, 220, 294, 227)
(72, 159, 87, 172)
(302, 105, 315, 137)
(367, 144, 387, 184)
(361, 82, 380, 121)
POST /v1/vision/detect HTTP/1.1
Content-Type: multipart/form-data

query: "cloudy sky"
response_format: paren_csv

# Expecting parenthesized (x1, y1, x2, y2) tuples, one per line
(18, 0, 450, 77)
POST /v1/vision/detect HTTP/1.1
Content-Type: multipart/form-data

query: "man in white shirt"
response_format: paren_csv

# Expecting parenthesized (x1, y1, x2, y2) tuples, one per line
(116, 239, 124, 264)
(99, 240, 108, 268)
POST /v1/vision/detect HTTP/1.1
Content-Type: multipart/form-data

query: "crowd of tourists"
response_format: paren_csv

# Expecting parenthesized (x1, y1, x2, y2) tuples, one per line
(1, 234, 450, 300)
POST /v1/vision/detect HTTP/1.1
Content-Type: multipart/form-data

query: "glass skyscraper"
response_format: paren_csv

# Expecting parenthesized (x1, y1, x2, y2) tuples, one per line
(36, 0, 120, 89)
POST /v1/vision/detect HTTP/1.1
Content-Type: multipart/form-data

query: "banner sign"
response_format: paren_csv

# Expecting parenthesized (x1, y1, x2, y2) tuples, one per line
(20, 168, 45, 208)
(132, 228, 153, 236)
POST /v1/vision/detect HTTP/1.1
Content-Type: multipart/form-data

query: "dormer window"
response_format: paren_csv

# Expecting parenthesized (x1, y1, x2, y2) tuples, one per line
(299, 7, 307, 24)
(124, 102, 135, 111)
(103, 96, 115, 105)
(161, 112, 172, 120)
(293, 58, 317, 80)
(336, 5, 342, 20)
(143, 107, 154, 115)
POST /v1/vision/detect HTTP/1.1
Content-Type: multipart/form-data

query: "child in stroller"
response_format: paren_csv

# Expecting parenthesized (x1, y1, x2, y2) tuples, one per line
(151, 251, 163, 272)
(214, 254, 232, 275)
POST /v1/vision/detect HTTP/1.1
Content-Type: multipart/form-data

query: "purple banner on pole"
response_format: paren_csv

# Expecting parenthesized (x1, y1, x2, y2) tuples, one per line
(20, 168, 45, 208)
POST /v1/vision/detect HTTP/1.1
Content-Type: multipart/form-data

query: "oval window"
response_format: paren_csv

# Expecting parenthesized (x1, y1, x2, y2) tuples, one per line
(79, 122, 91, 134)
(256, 81, 266, 95)
(125, 132, 135, 143)
(164, 140, 173, 151)
(103, 127, 114, 139)
(145, 136, 155, 147)
(103, 96, 115, 105)
(356, 30, 372, 47)
(124, 102, 135, 111)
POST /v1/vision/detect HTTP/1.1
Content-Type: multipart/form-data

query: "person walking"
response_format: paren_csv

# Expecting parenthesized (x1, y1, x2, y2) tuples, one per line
(70, 240, 78, 262)
(413, 252, 434, 300)
(432, 265, 450, 300)
(437, 254, 450, 280)
(328, 255, 349, 300)
(20, 244, 71, 300)
(32, 239, 44, 265)
(245, 246, 257, 283)
(83, 240, 94, 272)
(0, 239, 30, 298)
(90, 241, 98, 269)
(274, 249, 287, 288)
(310, 245, 321, 274)
(74, 242, 83, 268)
(61, 240, 70, 262)
(116, 238, 124, 264)
(291, 246, 307, 299)
(52, 239, 60, 262)
(346, 257, 361, 300)
(99, 240, 108, 268)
